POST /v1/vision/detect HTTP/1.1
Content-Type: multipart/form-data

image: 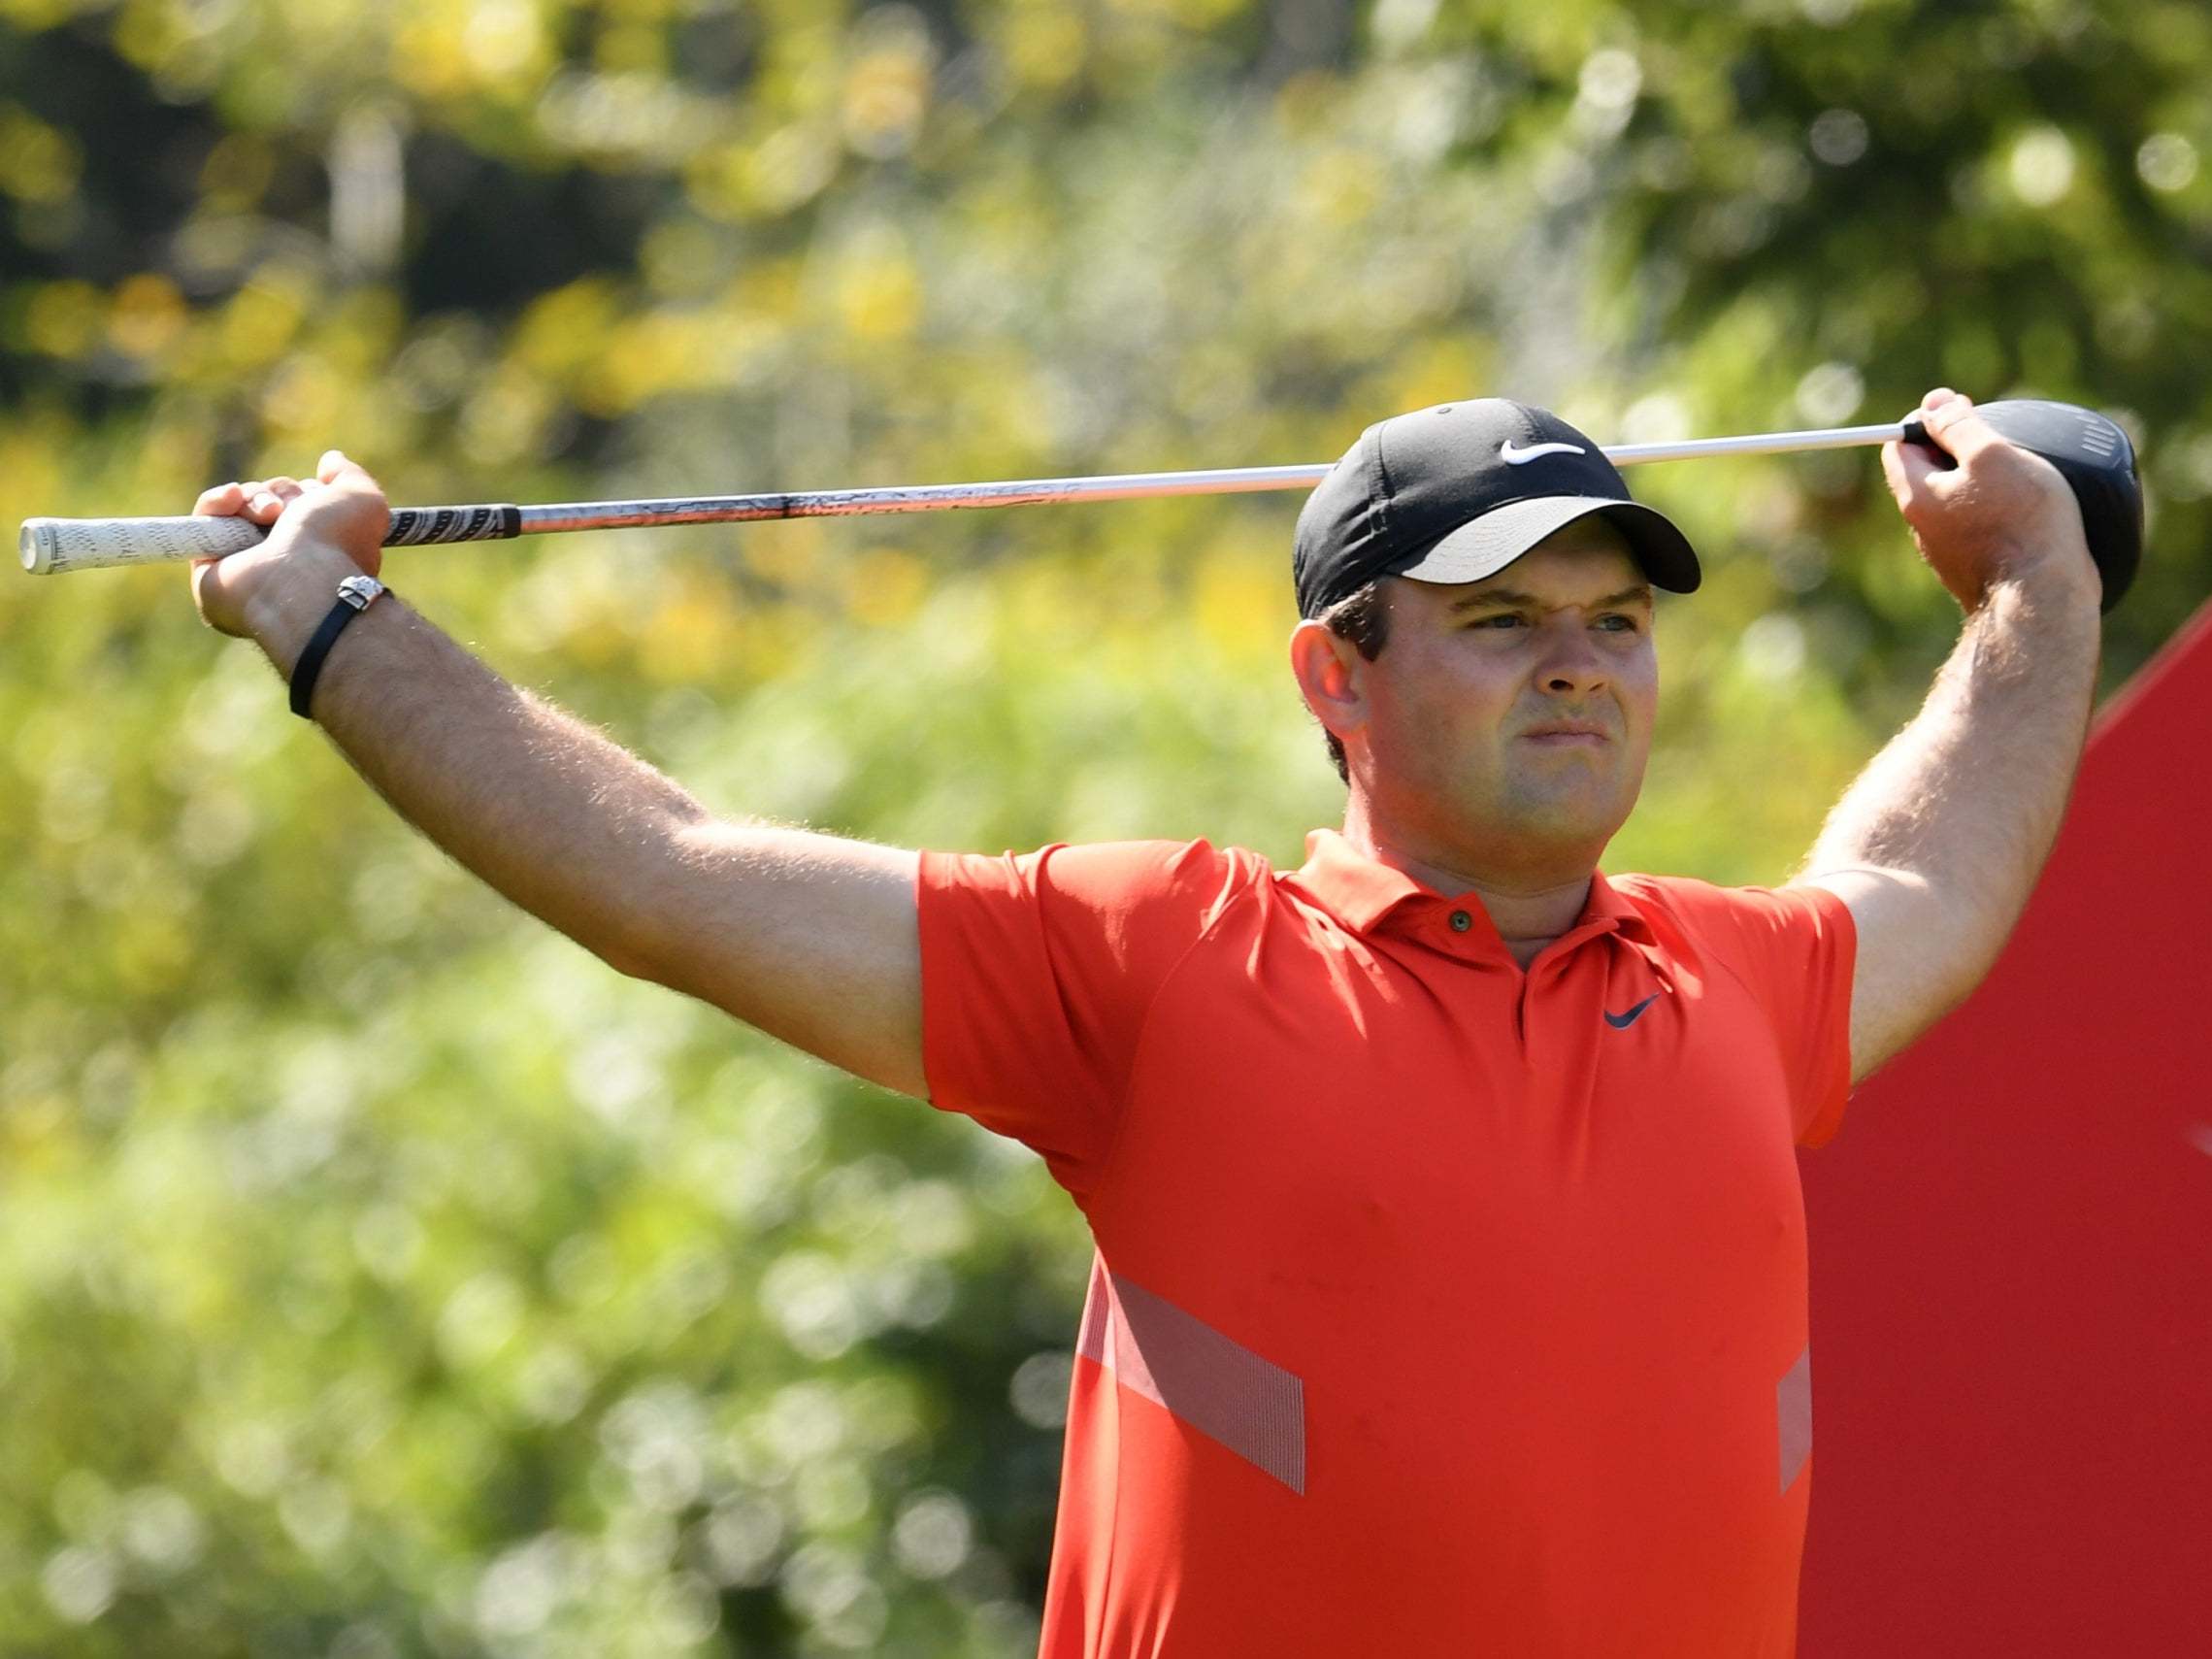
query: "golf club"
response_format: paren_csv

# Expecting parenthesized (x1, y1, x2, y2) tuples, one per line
(17, 398, 2141, 611)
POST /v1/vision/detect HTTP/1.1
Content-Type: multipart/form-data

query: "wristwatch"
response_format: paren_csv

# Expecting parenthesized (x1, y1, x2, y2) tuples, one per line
(288, 572, 388, 719)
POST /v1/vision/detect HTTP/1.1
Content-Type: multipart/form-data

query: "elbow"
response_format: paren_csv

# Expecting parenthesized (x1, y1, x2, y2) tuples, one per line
(590, 898, 698, 990)
(594, 938, 661, 982)
(596, 930, 722, 1003)
(591, 813, 726, 991)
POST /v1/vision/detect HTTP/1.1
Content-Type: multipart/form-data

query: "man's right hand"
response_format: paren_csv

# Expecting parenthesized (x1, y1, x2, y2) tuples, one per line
(191, 451, 389, 658)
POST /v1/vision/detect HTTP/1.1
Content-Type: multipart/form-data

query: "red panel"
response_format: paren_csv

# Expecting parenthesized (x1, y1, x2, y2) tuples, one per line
(1799, 602, 2212, 1654)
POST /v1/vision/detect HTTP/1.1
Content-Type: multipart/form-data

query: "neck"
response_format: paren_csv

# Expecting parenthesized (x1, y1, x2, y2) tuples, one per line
(1338, 798, 1598, 967)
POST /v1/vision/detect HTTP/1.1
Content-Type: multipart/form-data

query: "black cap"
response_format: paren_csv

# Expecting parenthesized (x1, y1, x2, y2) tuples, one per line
(1293, 399, 1702, 618)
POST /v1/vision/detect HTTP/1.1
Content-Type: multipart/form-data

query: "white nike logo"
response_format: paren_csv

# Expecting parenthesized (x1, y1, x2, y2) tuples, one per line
(1499, 440, 1587, 465)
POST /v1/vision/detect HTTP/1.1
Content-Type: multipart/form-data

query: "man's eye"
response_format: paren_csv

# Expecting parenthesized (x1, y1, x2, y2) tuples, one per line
(1597, 614, 1640, 632)
(1470, 614, 1524, 628)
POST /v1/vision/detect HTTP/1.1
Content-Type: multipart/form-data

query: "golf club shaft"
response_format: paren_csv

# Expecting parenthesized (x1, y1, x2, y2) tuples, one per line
(519, 420, 1912, 528)
(18, 419, 1914, 576)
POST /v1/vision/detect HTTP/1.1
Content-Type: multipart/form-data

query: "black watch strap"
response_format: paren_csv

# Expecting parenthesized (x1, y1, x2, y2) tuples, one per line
(289, 575, 387, 719)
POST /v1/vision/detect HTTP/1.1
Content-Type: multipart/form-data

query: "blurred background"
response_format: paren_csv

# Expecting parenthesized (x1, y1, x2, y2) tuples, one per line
(2, 0, 2206, 1653)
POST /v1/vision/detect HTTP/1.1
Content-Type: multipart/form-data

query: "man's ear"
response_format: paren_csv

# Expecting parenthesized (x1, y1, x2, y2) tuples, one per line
(1289, 618, 1367, 747)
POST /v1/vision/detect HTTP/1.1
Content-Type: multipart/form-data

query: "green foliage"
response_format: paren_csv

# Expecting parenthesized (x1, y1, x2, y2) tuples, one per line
(4, 0, 2208, 1651)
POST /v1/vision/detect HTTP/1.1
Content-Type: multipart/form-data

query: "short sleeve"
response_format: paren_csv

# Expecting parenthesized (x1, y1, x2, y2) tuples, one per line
(915, 839, 1251, 1196)
(1711, 884, 1859, 1148)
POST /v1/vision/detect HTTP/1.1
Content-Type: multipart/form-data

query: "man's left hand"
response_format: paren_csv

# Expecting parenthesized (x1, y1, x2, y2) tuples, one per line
(1879, 387, 2097, 613)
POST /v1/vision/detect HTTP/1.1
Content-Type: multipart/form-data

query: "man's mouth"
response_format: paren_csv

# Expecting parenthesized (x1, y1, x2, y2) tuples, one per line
(1520, 720, 1609, 746)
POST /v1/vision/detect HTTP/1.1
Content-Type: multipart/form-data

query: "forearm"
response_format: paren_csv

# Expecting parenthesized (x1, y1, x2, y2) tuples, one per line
(1800, 568, 2101, 949)
(248, 545, 711, 975)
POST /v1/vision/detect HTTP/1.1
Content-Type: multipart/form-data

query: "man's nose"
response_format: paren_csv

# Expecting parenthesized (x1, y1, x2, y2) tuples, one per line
(1535, 621, 1608, 695)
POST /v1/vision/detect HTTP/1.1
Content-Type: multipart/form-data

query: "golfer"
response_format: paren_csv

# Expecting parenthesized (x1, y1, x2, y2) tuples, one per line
(188, 387, 2099, 1656)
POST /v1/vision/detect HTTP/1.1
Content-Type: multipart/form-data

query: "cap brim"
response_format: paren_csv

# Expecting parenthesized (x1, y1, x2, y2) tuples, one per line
(1392, 497, 1701, 595)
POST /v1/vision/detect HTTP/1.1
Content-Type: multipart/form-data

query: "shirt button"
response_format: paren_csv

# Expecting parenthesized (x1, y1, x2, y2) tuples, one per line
(1448, 910, 1472, 933)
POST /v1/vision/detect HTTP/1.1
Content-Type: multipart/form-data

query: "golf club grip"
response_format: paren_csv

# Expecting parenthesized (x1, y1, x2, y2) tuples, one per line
(19, 504, 523, 576)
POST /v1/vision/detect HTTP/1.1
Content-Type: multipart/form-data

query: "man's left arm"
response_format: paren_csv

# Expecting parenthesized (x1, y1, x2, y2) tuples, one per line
(1790, 387, 2104, 1084)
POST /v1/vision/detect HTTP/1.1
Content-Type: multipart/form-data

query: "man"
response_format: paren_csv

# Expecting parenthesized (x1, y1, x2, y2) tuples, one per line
(189, 387, 2100, 1656)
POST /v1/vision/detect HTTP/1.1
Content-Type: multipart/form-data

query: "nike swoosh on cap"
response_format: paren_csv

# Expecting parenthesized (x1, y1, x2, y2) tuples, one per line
(1603, 994, 1660, 1030)
(1499, 440, 1588, 465)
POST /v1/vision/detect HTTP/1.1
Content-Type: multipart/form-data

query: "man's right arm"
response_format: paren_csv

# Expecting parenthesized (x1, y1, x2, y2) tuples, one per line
(192, 455, 927, 1100)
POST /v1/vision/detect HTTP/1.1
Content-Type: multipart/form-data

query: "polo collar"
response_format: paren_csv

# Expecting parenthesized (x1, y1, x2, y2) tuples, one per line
(1284, 828, 1657, 946)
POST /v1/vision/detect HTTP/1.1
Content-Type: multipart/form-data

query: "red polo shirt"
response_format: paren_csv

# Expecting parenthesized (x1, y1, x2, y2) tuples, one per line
(917, 831, 1855, 1658)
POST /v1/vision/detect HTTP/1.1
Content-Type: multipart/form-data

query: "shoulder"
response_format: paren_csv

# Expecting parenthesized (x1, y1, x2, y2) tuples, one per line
(1607, 872, 1855, 971)
(920, 838, 1270, 929)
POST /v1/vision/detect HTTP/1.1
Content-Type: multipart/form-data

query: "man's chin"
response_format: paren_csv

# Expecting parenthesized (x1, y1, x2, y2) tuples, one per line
(1512, 750, 1643, 813)
(1490, 789, 1634, 860)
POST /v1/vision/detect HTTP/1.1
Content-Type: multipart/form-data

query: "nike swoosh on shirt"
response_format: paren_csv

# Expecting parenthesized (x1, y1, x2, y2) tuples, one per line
(1499, 440, 1587, 464)
(1603, 994, 1660, 1030)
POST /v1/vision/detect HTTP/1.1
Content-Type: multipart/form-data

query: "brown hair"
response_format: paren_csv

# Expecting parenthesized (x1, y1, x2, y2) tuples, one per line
(1315, 581, 1391, 784)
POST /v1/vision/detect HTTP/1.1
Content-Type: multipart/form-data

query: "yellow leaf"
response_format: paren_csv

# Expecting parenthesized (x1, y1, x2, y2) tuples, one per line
(107, 273, 188, 361)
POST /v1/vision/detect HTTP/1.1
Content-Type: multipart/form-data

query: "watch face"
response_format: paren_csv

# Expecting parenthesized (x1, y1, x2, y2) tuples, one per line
(339, 575, 383, 607)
